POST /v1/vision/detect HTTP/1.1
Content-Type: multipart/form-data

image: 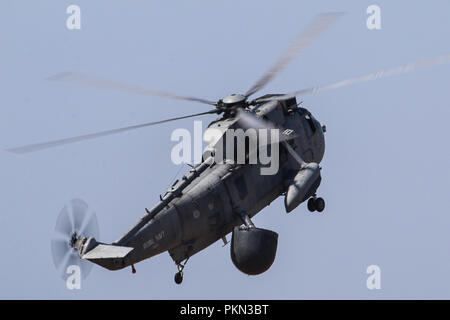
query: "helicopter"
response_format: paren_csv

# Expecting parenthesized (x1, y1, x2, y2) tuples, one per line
(7, 12, 450, 284)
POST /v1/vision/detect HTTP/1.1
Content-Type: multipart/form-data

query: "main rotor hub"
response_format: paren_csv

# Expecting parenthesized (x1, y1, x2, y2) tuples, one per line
(222, 94, 247, 108)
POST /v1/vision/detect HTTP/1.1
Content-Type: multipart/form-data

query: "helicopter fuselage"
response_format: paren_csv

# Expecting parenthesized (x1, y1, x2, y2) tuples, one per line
(85, 96, 325, 272)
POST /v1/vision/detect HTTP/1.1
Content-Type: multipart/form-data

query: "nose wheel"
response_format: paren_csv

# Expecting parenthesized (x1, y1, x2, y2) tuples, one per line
(307, 196, 325, 213)
(174, 271, 183, 284)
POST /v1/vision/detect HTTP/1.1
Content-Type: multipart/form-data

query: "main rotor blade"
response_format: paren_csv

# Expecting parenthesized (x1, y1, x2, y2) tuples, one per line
(237, 109, 298, 144)
(282, 141, 306, 167)
(260, 53, 450, 101)
(6, 109, 218, 154)
(49, 72, 217, 106)
(244, 12, 345, 98)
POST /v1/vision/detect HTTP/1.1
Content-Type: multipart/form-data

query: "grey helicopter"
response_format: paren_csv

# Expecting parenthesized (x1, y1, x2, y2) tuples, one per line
(7, 12, 450, 284)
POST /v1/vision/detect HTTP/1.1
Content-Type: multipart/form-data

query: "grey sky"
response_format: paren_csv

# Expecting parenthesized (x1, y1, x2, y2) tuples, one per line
(1, 0, 450, 299)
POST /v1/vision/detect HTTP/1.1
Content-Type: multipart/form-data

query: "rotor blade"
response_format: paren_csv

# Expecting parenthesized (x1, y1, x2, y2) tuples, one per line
(71, 198, 88, 232)
(50, 238, 70, 270)
(49, 72, 217, 106)
(63, 252, 80, 278)
(60, 249, 94, 280)
(6, 109, 218, 154)
(79, 213, 100, 239)
(282, 141, 306, 167)
(244, 12, 345, 98)
(259, 53, 450, 101)
(79, 257, 94, 279)
(236, 109, 298, 143)
(237, 110, 306, 166)
(57, 250, 73, 277)
(55, 206, 73, 236)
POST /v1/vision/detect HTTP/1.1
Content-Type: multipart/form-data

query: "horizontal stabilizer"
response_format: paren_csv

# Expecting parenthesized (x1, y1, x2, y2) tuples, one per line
(81, 244, 133, 260)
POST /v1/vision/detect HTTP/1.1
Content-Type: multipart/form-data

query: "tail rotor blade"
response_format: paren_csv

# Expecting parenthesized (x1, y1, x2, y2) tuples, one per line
(79, 213, 100, 239)
(55, 206, 73, 236)
(78, 257, 94, 279)
(50, 198, 100, 281)
(53, 243, 94, 280)
(62, 252, 94, 280)
(71, 198, 88, 232)
(50, 238, 70, 270)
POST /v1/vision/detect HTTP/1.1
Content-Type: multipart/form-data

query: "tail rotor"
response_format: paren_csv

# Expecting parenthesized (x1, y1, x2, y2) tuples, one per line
(50, 199, 99, 280)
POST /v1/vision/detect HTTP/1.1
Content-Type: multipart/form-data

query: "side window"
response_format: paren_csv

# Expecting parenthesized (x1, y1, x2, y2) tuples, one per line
(234, 175, 248, 200)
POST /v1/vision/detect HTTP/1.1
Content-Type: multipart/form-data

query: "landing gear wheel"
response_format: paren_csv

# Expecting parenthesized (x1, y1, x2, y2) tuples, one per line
(174, 271, 183, 284)
(315, 197, 325, 213)
(174, 257, 189, 284)
(307, 198, 316, 212)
